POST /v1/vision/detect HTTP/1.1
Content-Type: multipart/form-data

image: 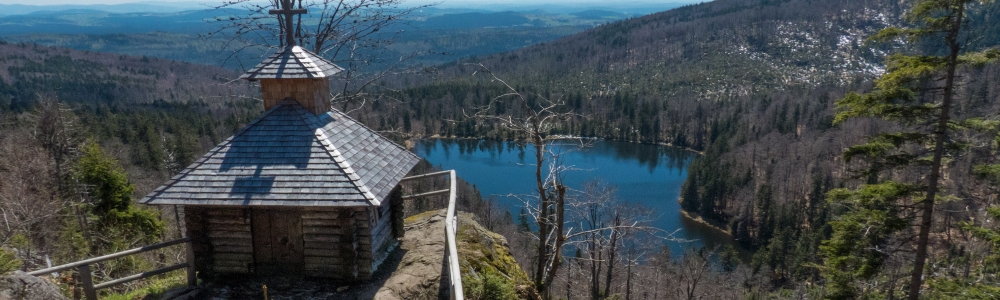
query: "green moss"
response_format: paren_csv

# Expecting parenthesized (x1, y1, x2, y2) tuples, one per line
(455, 214, 534, 299)
(405, 210, 441, 223)
(0, 248, 22, 274)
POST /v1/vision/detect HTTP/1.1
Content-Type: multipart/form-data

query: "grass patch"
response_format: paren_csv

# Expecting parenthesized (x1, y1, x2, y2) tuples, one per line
(102, 272, 186, 300)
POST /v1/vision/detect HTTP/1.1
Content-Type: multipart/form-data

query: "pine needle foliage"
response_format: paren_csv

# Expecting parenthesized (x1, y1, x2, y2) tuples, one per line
(823, 0, 999, 299)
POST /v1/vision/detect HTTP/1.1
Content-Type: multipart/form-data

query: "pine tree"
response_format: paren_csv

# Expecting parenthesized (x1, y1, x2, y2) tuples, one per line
(824, 0, 999, 298)
(74, 142, 163, 243)
(925, 127, 1000, 298)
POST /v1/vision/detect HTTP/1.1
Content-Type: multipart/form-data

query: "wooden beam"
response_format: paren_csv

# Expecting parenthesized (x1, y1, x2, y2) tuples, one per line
(400, 170, 452, 183)
(29, 237, 191, 276)
(79, 265, 97, 300)
(186, 241, 197, 287)
(93, 263, 188, 290)
(401, 189, 451, 200)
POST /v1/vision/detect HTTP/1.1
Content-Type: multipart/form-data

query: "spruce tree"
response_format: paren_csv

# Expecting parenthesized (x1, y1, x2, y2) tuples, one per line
(74, 142, 163, 243)
(824, 0, 998, 298)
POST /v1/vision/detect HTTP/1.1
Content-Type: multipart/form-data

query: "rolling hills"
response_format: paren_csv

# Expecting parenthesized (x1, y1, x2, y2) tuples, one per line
(361, 0, 1000, 253)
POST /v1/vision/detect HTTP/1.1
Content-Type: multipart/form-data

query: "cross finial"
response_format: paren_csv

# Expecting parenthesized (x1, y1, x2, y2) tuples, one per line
(269, 0, 307, 47)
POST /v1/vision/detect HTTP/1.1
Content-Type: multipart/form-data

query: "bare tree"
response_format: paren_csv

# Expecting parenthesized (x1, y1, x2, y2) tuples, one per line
(465, 63, 581, 297)
(209, 0, 433, 104)
(31, 95, 82, 197)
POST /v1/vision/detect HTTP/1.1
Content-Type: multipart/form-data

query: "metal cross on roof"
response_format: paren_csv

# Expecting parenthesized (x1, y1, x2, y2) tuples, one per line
(269, 0, 307, 47)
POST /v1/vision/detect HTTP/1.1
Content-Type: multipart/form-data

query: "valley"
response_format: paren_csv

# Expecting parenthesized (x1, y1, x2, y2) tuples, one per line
(1, 0, 1000, 299)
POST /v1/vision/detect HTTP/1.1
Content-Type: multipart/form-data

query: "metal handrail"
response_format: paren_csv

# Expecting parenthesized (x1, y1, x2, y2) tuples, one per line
(29, 237, 190, 276)
(401, 170, 464, 300)
(29, 237, 196, 300)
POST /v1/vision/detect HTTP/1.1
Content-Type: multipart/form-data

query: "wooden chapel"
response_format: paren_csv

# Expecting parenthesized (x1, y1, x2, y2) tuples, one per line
(140, 1, 419, 281)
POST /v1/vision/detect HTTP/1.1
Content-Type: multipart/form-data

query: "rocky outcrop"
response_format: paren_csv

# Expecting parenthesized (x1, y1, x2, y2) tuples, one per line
(372, 210, 450, 300)
(0, 271, 68, 300)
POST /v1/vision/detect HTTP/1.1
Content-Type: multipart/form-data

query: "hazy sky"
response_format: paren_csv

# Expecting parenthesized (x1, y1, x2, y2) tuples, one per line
(0, 0, 707, 6)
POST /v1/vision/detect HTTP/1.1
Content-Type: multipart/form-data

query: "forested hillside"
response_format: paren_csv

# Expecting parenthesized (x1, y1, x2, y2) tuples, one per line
(0, 41, 262, 296)
(357, 0, 999, 239)
(342, 0, 1000, 296)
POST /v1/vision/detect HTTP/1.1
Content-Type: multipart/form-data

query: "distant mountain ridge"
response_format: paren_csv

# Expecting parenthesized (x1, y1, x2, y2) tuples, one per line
(422, 0, 909, 99)
(0, 3, 650, 69)
(0, 2, 207, 16)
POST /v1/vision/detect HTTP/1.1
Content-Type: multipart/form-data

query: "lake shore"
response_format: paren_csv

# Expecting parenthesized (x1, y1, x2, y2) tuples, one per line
(407, 135, 705, 155)
(680, 209, 732, 236)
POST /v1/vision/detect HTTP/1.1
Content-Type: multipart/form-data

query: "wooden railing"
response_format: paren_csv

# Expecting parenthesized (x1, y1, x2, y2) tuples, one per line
(400, 170, 464, 300)
(28, 237, 196, 300)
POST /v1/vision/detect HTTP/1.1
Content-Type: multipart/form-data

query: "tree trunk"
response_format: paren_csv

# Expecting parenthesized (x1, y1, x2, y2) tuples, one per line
(566, 259, 572, 300)
(533, 133, 550, 293)
(625, 250, 633, 300)
(907, 4, 964, 299)
(604, 213, 621, 295)
(543, 186, 567, 289)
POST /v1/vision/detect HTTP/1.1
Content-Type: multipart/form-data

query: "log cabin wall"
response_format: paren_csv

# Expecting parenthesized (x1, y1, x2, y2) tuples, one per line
(371, 195, 399, 273)
(185, 205, 390, 281)
(184, 206, 254, 276)
(354, 207, 374, 280)
(301, 207, 374, 280)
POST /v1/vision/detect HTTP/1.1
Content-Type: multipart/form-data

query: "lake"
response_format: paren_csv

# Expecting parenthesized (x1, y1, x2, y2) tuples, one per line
(415, 139, 750, 259)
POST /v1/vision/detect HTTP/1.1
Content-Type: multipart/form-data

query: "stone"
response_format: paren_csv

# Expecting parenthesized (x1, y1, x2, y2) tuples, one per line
(0, 271, 68, 300)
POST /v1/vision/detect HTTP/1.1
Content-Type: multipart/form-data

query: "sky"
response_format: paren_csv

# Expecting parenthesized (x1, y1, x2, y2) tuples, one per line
(0, 0, 707, 6)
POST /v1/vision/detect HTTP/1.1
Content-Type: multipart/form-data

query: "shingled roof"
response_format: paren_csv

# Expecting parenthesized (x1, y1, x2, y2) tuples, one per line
(239, 46, 344, 81)
(140, 100, 419, 207)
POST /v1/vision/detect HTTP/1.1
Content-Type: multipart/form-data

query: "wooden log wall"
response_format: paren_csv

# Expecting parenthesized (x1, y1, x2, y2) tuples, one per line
(301, 207, 373, 280)
(371, 197, 398, 274)
(206, 208, 254, 274)
(185, 204, 399, 281)
(185, 206, 253, 275)
(355, 207, 374, 279)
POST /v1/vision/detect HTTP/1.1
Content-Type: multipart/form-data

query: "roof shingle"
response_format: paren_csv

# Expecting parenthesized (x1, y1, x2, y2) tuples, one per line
(140, 101, 419, 207)
(239, 46, 344, 81)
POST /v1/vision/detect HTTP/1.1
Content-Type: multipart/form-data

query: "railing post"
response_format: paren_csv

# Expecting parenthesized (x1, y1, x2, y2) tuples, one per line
(185, 240, 197, 287)
(78, 264, 97, 300)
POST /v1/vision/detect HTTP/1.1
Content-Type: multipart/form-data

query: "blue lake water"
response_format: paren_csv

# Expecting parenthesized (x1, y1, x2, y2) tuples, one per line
(415, 139, 748, 259)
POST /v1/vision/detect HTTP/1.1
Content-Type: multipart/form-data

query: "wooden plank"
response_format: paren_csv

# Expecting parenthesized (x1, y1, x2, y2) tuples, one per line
(304, 256, 344, 265)
(272, 211, 304, 267)
(303, 242, 339, 250)
(94, 263, 188, 290)
(214, 253, 253, 262)
(302, 219, 341, 227)
(302, 212, 339, 220)
(302, 226, 339, 234)
(206, 224, 251, 232)
(304, 248, 339, 257)
(210, 237, 252, 247)
(79, 265, 97, 300)
(213, 245, 252, 253)
(29, 238, 192, 276)
(303, 234, 340, 243)
(206, 218, 250, 225)
(186, 242, 196, 287)
(252, 209, 305, 275)
(252, 209, 274, 264)
(207, 231, 251, 239)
